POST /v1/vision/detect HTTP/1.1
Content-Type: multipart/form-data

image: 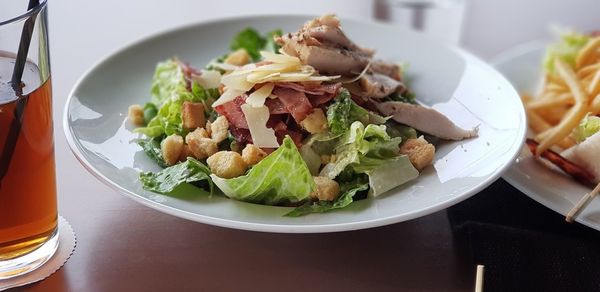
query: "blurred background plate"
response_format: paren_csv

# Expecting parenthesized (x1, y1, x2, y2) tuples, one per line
(64, 15, 525, 233)
(494, 42, 600, 232)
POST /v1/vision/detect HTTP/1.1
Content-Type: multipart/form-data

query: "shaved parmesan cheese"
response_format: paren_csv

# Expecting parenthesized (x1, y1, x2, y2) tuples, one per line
(208, 62, 239, 72)
(194, 70, 222, 89)
(241, 104, 279, 148)
(212, 88, 245, 108)
(260, 51, 301, 65)
(246, 83, 274, 107)
(221, 72, 254, 91)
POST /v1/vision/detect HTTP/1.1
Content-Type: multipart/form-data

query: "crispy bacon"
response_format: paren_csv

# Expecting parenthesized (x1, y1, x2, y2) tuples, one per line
(265, 98, 288, 114)
(272, 87, 313, 122)
(214, 96, 248, 128)
(277, 82, 340, 107)
(526, 138, 596, 186)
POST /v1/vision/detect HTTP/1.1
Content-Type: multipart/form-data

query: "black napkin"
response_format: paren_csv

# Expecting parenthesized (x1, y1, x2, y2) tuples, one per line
(448, 179, 600, 291)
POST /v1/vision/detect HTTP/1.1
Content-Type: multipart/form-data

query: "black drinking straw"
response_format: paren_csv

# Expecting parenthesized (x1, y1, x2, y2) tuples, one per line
(0, 0, 40, 186)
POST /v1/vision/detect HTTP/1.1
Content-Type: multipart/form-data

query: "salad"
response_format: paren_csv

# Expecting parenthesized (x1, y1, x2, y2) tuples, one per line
(127, 15, 477, 216)
(521, 30, 600, 221)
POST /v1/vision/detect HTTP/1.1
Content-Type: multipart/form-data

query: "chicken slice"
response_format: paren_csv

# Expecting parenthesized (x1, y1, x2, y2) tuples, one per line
(356, 72, 406, 98)
(376, 101, 478, 140)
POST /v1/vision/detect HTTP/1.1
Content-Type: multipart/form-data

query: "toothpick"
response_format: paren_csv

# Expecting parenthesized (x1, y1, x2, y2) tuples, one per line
(475, 265, 484, 292)
(566, 181, 600, 223)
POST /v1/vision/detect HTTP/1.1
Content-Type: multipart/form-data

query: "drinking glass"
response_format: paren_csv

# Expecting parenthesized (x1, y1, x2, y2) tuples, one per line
(0, 0, 58, 279)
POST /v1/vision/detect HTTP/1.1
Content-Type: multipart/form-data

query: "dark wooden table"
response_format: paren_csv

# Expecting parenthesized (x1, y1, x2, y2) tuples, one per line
(15, 177, 600, 292)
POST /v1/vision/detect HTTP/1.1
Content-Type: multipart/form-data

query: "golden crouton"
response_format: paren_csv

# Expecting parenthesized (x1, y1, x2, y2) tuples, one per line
(178, 145, 194, 162)
(128, 104, 145, 126)
(186, 129, 218, 159)
(241, 144, 268, 166)
(225, 49, 251, 66)
(310, 176, 340, 201)
(207, 151, 247, 178)
(399, 136, 435, 172)
(181, 101, 206, 130)
(161, 134, 184, 166)
(300, 108, 328, 134)
(210, 116, 229, 143)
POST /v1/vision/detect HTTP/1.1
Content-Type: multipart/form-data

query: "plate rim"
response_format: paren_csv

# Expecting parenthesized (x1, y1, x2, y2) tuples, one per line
(492, 42, 600, 232)
(63, 14, 527, 233)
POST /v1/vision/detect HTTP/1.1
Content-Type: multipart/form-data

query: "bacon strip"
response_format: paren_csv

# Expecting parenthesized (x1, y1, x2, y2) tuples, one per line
(526, 138, 596, 186)
(272, 87, 313, 122)
(214, 96, 248, 128)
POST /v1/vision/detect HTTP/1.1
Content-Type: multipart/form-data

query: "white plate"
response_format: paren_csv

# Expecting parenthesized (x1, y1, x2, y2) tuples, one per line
(64, 15, 525, 233)
(493, 41, 600, 232)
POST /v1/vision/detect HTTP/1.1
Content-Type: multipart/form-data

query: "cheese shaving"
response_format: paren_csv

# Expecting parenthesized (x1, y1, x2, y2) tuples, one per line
(241, 104, 280, 148)
(246, 83, 274, 107)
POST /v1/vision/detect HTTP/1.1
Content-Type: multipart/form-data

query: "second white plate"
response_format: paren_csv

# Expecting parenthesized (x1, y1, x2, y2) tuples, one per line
(494, 41, 600, 232)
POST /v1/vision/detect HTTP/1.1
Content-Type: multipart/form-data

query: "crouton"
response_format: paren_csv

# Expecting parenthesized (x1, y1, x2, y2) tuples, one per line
(128, 104, 145, 126)
(241, 144, 268, 166)
(186, 129, 218, 159)
(399, 136, 435, 171)
(225, 49, 251, 66)
(161, 134, 184, 166)
(210, 116, 229, 143)
(310, 176, 340, 201)
(181, 101, 206, 130)
(207, 151, 247, 178)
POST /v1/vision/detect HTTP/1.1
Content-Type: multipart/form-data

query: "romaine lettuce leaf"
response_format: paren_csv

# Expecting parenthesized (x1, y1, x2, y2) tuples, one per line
(136, 138, 167, 168)
(150, 59, 188, 106)
(140, 157, 213, 194)
(327, 88, 370, 135)
(573, 114, 600, 143)
(320, 121, 403, 178)
(365, 156, 418, 196)
(211, 136, 315, 205)
(230, 28, 283, 61)
(231, 28, 267, 61)
(285, 177, 369, 217)
(544, 32, 590, 73)
(320, 121, 419, 196)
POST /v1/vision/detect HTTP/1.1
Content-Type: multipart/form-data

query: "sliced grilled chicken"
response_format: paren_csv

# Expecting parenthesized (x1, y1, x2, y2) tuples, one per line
(357, 72, 406, 98)
(376, 101, 478, 140)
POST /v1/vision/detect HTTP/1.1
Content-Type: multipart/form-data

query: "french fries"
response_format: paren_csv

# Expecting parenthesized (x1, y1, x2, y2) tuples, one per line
(523, 37, 600, 154)
(522, 36, 600, 223)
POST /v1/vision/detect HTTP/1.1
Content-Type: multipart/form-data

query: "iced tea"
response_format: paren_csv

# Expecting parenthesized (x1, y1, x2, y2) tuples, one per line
(0, 54, 57, 261)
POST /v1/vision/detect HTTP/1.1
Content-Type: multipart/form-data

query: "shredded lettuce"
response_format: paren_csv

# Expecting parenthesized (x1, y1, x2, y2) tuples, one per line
(211, 136, 315, 205)
(140, 157, 213, 195)
(544, 32, 591, 74)
(573, 114, 600, 143)
(285, 176, 369, 217)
